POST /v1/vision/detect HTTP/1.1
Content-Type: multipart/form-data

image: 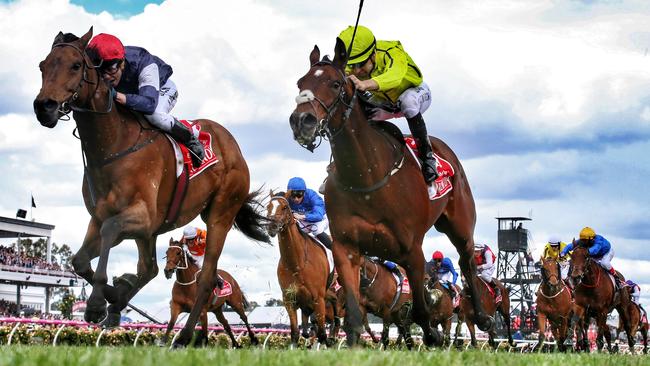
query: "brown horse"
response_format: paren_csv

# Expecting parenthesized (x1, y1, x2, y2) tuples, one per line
(359, 257, 414, 349)
(533, 258, 573, 352)
(161, 240, 258, 347)
(289, 38, 488, 347)
(266, 191, 333, 347)
(425, 272, 460, 346)
(570, 244, 633, 352)
(454, 275, 513, 349)
(615, 299, 648, 354)
(33, 28, 269, 347)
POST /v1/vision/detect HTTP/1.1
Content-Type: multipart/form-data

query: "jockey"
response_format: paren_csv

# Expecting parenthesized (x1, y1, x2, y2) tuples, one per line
(338, 26, 439, 197)
(540, 236, 571, 281)
(474, 243, 501, 300)
(625, 279, 647, 319)
(429, 251, 459, 298)
(180, 225, 207, 267)
(87, 33, 204, 167)
(286, 177, 332, 249)
(369, 256, 404, 284)
(561, 227, 624, 286)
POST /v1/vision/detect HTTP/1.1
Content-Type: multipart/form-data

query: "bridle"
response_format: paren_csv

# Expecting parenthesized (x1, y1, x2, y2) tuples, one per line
(538, 259, 566, 299)
(165, 245, 201, 286)
(268, 196, 295, 233)
(294, 60, 358, 151)
(571, 247, 598, 288)
(49, 42, 114, 119)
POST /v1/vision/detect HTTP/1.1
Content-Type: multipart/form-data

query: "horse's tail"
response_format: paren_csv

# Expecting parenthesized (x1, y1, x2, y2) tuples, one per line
(234, 188, 271, 243)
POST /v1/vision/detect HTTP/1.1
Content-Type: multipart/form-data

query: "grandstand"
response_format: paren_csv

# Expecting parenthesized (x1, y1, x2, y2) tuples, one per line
(0, 215, 81, 315)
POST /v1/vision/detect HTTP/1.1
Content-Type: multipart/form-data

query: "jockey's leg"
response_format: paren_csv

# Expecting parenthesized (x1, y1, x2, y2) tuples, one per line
(384, 261, 404, 283)
(168, 118, 205, 168)
(316, 232, 332, 249)
(399, 83, 438, 188)
(313, 217, 332, 249)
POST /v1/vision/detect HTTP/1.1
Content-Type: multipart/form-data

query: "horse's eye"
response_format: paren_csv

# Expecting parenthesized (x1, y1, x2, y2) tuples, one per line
(71, 62, 82, 71)
(332, 81, 342, 89)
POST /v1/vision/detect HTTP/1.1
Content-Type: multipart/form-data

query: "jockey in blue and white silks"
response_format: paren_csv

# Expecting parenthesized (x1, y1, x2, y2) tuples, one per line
(429, 251, 459, 298)
(286, 177, 332, 249)
(561, 227, 623, 286)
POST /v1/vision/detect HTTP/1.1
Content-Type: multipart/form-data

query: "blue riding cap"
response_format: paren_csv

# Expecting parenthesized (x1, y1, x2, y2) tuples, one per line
(287, 177, 307, 191)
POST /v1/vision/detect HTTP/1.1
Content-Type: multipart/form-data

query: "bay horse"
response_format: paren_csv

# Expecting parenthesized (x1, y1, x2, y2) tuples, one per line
(570, 244, 634, 352)
(360, 257, 414, 349)
(533, 258, 573, 352)
(289, 38, 489, 347)
(266, 191, 333, 347)
(454, 275, 513, 349)
(162, 240, 258, 348)
(615, 299, 648, 354)
(425, 271, 460, 346)
(33, 28, 270, 347)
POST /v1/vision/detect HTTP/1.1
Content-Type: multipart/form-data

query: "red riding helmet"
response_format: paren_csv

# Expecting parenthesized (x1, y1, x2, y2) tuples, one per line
(88, 33, 125, 61)
(432, 251, 444, 260)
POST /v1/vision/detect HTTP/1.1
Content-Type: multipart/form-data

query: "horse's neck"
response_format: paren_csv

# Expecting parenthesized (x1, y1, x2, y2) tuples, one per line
(330, 107, 397, 187)
(176, 262, 200, 284)
(278, 222, 307, 271)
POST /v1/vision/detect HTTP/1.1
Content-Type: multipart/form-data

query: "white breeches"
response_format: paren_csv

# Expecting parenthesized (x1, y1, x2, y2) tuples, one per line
(478, 265, 495, 283)
(144, 79, 184, 133)
(371, 82, 432, 120)
(297, 215, 329, 236)
(595, 248, 614, 271)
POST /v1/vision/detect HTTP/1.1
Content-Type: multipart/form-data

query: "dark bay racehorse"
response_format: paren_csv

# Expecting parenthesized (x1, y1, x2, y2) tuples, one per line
(162, 240, 258, 347)
(360, 257, 414, 349)
(33, 28, 269, 347)
(266, 191, 333, 346)
(454, 275, 513, 349)
(425, 272, 460, 346)
(615, 299, 648, 354)
(571, 244, 633, 352)
(533, 258, 573, 352)
(289, 38, 488, 347)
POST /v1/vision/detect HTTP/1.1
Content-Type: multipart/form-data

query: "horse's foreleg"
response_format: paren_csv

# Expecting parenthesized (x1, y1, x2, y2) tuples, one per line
(404, 253, 440, 347)
(534, 312, 547, 352)
(71, 218, 101, 283)
(172, 202, 237, 348)
(333, 240, 362, 347)
(313, 297, 329, 345)
(287, 305, 300, 347)
(162, 302, 182, 345)
(596, 314, 610, 352)
(557, 316, 569, 352)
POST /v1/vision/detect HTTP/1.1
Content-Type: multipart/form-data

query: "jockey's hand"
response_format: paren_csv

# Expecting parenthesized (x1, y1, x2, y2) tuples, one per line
(348, 75, 379, 92)
(114, 91, 127, 105)
(293, 213, 306, 221)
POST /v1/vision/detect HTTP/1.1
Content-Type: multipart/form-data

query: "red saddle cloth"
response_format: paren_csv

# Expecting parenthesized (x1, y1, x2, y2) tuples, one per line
(212, 278, 233, 298)
(177, 120, 219, 178)
(479, 277, 502, 304)
(404, 137, 454, 200)
(401, 277, 411, 294)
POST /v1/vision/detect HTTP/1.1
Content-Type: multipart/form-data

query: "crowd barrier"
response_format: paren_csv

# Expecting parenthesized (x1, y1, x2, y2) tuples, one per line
(0, 317, 645, 353)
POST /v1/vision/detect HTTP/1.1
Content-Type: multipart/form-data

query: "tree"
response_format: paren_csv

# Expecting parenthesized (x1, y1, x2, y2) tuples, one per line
(265, 298, 283, 306)
(58, 289, 76, 320)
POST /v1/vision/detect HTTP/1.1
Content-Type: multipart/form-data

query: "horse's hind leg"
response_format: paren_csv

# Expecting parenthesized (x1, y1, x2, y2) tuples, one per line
(403, 251, 441, 347)
(230, 295, 258, 346)
(102, 236, 159, 327)
(214, 308, 239, 348)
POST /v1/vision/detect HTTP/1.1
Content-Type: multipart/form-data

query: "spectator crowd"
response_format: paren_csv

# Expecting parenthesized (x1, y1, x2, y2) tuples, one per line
(0, 245, 64, 271)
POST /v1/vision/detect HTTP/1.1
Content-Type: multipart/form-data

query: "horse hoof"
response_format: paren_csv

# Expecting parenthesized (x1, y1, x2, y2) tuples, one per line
(250, 336, 260, 346)
(100, 312, 121, 328)
(476, 315, 495, 332)
(84, 301, 107, 323)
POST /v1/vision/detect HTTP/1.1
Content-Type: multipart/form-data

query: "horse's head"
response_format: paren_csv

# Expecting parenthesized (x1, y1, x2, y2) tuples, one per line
(33, 27, 97, 128)
(164, 238, 186, 279)
(570, 242, 590, 285)
(266, 190, 293, 237)
(540, 258, 562, 288)
(289, 38, 355, 151)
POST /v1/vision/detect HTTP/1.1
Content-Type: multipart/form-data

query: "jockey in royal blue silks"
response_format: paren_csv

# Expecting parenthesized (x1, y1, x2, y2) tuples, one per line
(286, 177, 332, 249)
(87, 33, 204, 167)
(368, 257, 404, 284)
(561, 226, 624, 287)
(428, 251, 459, 298)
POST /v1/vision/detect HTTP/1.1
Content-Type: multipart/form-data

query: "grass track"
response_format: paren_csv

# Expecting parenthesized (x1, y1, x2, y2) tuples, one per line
(0, 346, 648, 366)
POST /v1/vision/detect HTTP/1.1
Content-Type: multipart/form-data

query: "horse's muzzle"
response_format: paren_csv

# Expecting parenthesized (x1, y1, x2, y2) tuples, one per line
(164, 268, 173, 279)
(33, 98, 60, 128)
(289, 110, 318, 146)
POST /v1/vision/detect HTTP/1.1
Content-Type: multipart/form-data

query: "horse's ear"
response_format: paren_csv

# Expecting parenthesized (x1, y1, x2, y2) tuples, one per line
(52, 31, 66, 47)
(269, 189, 274, 198)
(332, 37, 348, 71)
(169, 237, 173, 245)
(79, 26, 93, 48)
(309, 45, 320, 66)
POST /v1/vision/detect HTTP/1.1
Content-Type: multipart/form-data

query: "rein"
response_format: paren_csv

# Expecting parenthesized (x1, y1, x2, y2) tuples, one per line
(575, 257, 601, 289)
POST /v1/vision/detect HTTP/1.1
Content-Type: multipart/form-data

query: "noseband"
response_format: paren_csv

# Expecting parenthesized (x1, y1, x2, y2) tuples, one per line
(165, 246, 203, 286)
(50, 42, 113, 118)
(294, 60, 358, 151)
(268, 196, 295, 232)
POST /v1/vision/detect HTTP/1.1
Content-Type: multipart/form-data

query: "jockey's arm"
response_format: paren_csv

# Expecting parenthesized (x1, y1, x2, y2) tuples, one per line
(124, 63, 160, 114)
(560, 242, 573, 257)
(303, 190, 326, 222)
(371, 48, 409, 92)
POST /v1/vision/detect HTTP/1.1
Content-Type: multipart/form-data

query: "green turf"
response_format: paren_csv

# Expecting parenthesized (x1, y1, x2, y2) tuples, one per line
(0, 346, 647, 366)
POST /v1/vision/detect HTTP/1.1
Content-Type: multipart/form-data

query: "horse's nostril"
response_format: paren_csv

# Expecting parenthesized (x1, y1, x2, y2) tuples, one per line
(34, 98, 59, 113)
(300, 112, 317, 127)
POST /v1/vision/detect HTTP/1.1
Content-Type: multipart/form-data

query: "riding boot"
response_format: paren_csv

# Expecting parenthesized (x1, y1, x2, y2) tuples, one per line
(491, 280, 502, 301)
(406, 113, 439, 193)
(316, 232, 332, 250)
(170, 119, 205, 168)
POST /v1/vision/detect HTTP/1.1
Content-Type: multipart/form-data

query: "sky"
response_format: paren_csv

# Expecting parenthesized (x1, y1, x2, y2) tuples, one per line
(1, 0, 650, 321)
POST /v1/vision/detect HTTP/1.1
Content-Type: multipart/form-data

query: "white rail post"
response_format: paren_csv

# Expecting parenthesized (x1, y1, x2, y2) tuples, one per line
(262, 332, 274, 350)
(6, 322, 20, 345)
(52, 325, 66, 346)
(95, 328, 107, 347)
(133, 328, 146, 347)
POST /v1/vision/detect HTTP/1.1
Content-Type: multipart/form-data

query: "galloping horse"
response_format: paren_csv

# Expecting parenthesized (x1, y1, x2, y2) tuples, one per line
(162, 240, 258, 347)
(266, 191, 333, 346)
(570, 244, 633, 352)
(615, 299, 648, 354)
(425, 272, 460, 346)
(33, 28, 269, 347)
(289, 38, 488, 347)
(533, 258, 573, 352)
(360, 257, 414, 349)
(454, 275, 513, 349)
